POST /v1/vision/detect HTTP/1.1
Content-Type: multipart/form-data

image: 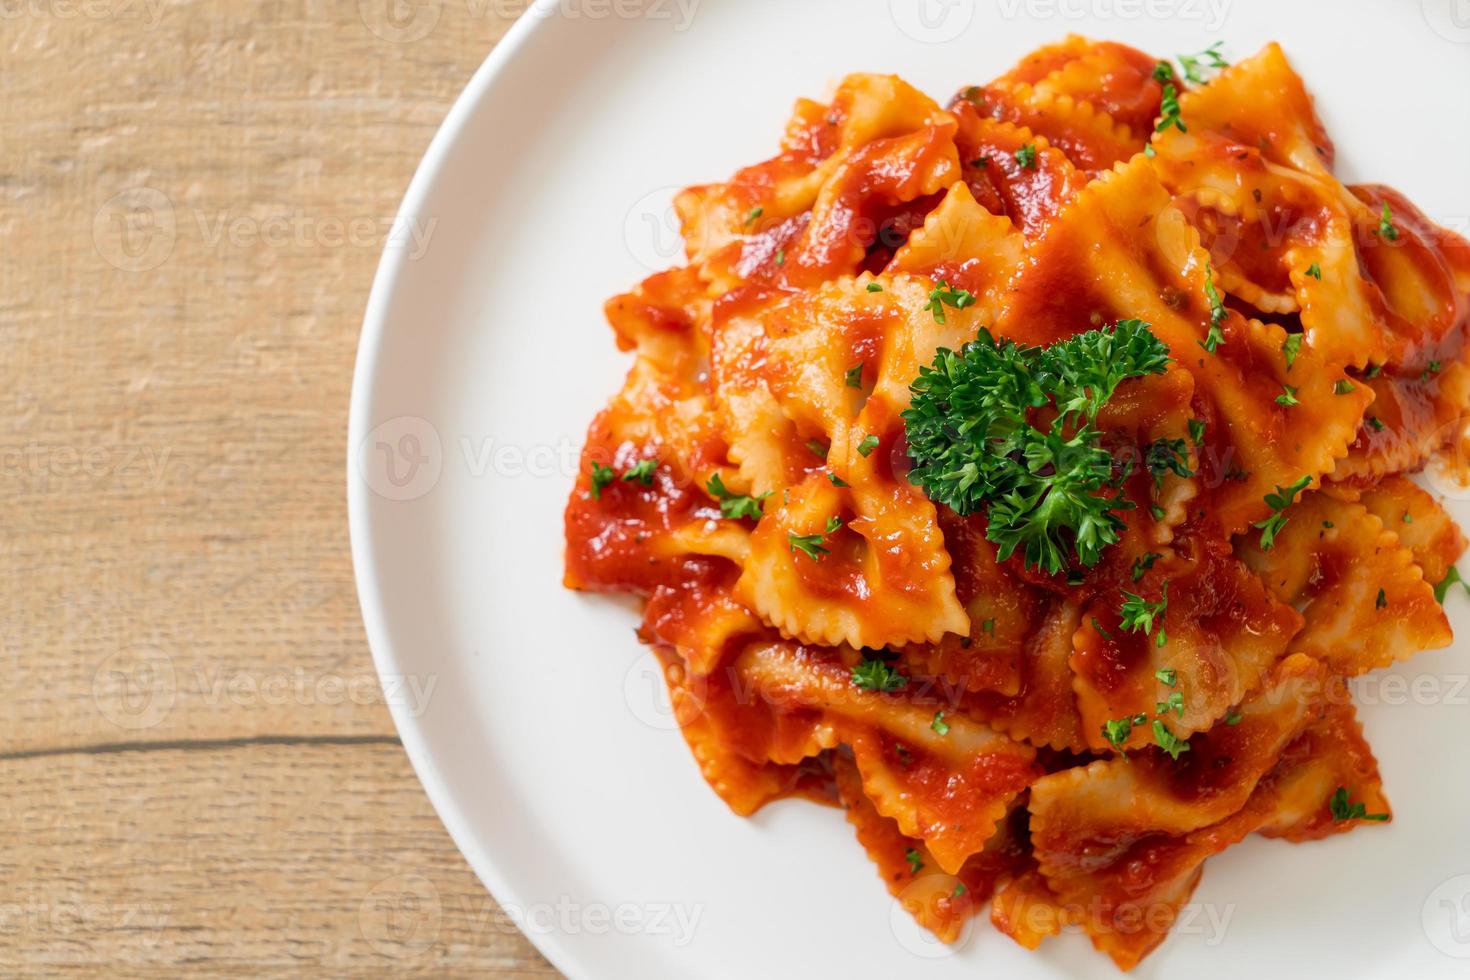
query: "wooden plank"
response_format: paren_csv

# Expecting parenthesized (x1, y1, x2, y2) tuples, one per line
(0, 741, 558, 976)
(1, 2, 562, 973)
(0, 1, 510, 752)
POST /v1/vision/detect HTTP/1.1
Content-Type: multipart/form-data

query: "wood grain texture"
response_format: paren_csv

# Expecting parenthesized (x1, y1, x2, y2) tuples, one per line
(0, 1, 557, 972)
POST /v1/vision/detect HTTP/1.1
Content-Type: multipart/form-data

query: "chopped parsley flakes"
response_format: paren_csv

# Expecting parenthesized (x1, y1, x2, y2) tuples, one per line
(788, 532, 830, 561)
(621, 459, 657, 486)
(1253, 475, 1312, 550)
(1329, 786, 1388, 823)
(925, 280, 977, 324)
(1376, 202, 1399, 242)
(705, 473, 771, 521)
(851, 657, 907, 693)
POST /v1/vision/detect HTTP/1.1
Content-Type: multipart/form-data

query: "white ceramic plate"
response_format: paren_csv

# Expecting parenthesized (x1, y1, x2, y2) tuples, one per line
(348, 2, 1470, 976)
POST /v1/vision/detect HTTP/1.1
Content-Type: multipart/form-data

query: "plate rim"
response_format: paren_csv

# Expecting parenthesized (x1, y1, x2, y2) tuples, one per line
(345, 5, 589, 978)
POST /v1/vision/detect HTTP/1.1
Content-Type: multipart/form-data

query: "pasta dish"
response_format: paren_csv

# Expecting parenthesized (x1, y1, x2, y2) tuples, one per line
(562, 36, 1470, 969)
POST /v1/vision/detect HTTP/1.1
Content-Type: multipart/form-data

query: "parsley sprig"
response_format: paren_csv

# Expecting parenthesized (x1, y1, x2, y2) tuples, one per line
(902, 321, 1171, 574)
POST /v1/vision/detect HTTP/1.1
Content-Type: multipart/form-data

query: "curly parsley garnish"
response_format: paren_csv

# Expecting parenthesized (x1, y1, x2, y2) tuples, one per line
(902, 320, 1171, 574)
(1015, 143, 1038, 169)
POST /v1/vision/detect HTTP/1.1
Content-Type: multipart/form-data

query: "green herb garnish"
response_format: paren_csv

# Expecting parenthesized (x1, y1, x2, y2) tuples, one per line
(1253, 474, 1312, 550)
(902, 320, 1170, 573)
(1329, 787, 1388, 822)
(706, 473, 771, 521)
(851, 657, 908, 693)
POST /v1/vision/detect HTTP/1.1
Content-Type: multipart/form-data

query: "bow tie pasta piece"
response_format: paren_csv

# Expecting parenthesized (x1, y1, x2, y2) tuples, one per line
(661, 647, 823, 816)
(1188, 316, 1372, 535)
(1071, 534, 1302, 753)
(564, 359, 730, 596)
(676, 74, 951, 269)
(1011, 675, 1381, 970)
(963, 43, 1149, 176)
(834, 751, 1028, 945)
(638, 559, 767, 676)
(961, 598, 1088, 752)
(945, 111, 1085, 237)
(885, 180, 1026, 286)
(1238, 491, 1451, 674)
(1031, 654, 1324, 876)
(1334, 360, 1470, 483)
(1160, 42, 1335, 180)
(730, 642, 1037, 873)
(777, 118, 961, 287)
(1329, 476, 1468, 588)
(708, 299, 813, 497)
(738, 470, 967, 649)
(899, 509, 1040, 698)
(1016, 38, 1166, 136)
(1254, 693, 1390, 842)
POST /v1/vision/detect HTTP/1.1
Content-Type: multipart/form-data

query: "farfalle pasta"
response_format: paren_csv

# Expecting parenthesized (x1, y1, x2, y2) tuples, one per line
(564, 37, 1470, 969)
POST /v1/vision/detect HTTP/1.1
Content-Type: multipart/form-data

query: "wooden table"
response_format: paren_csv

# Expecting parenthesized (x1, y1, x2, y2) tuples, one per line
(1, 3, 556, 974)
